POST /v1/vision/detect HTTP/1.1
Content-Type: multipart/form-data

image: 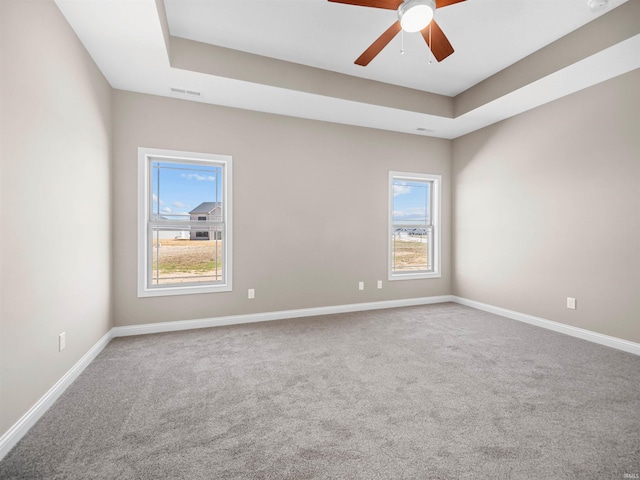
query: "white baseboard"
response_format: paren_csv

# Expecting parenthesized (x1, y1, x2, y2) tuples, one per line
(452, 296, 640, 356)
(0, 330, 114, 461)
(112, 295, 456, 337)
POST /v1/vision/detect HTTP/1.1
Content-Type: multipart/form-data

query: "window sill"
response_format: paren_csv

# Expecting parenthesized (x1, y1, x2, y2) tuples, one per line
(137, 283, 232, 298)
(388, 272, 441, 281)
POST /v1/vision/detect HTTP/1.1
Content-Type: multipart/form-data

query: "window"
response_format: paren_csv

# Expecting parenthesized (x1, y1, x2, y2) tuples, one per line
(138, 148, 232, 297)
(389, 172, 441, 280)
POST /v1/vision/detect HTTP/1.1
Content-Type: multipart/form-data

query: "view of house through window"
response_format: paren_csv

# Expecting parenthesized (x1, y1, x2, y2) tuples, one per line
(150, 161, 224, 286)
(138, 148, 232, 297)
(389, 172, 440, 279)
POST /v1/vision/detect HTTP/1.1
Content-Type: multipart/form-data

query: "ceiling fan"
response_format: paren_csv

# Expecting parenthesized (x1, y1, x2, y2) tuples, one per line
(328, 0, 466, 66)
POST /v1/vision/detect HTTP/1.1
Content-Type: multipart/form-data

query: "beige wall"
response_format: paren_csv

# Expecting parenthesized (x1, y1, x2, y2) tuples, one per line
(0, 0, 113, 435)
(453, 69, 640, 343)
(112, 90, 452, 326)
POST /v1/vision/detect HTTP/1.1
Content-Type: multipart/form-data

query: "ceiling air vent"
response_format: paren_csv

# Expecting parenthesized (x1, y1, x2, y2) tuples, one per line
(587, 0, 608, 11)
(170, 87, 201, 97)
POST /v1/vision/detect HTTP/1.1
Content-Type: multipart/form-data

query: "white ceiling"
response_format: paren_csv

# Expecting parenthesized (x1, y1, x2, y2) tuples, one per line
(54, 0, 639, 139)
(164, 0, 628, 96)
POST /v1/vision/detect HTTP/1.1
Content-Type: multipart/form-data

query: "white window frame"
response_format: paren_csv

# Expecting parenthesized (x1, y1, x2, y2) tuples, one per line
(137, 147, 233, 297)
(388, 171, 441, 281)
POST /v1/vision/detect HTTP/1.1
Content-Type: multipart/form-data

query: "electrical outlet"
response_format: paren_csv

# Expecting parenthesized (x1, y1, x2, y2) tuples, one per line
(377, 280, 382, 289)
(358, 281, 364, 291)
(566, 297, 576, 310)
(248, 289, 255, 299)
(59, 332, 66, 352)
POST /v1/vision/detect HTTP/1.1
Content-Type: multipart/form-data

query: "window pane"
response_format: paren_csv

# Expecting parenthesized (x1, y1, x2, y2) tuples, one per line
(392, 226, 432, 272)
(392, 179, 430, 226)
(150, 226, 224, 285)
(151, 161, 222, 221)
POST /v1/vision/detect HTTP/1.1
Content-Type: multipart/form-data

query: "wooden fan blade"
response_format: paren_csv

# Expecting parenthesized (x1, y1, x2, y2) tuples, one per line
(421, 20, 454, 62)
(435, 0, 466, 8)
(328, 0, 402, 10)
(355, 21, 402, 66)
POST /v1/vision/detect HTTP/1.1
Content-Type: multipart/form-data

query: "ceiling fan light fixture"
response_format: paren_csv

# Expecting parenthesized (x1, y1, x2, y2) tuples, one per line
(398, 0, 435, 33)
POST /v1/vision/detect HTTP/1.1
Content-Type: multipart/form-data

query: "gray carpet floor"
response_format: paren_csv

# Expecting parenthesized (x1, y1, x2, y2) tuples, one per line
(1, 303, 639, 479)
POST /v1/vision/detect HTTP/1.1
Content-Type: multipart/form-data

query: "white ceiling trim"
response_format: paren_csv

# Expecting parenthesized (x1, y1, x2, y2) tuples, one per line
(447, 34, 640, 139)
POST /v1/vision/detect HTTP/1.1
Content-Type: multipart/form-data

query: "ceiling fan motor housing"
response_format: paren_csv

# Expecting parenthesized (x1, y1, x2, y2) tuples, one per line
(398, 0, 436, 33)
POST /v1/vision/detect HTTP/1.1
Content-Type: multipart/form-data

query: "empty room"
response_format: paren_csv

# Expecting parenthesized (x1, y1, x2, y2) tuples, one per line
(1, 0, 639, 478)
